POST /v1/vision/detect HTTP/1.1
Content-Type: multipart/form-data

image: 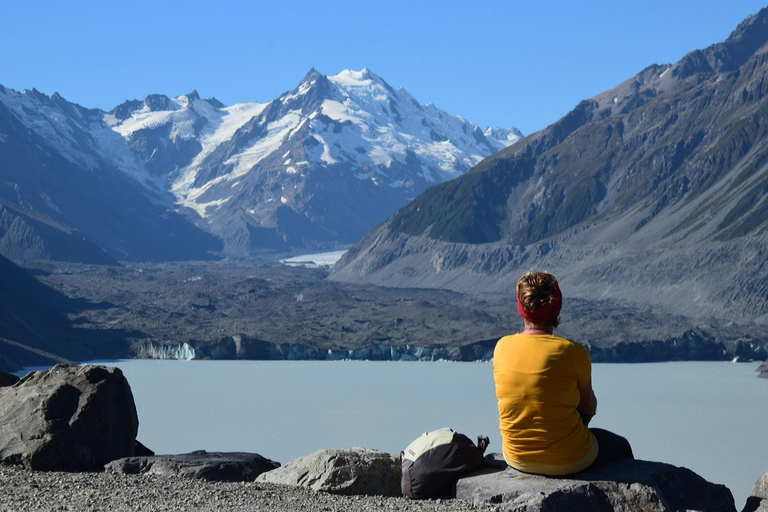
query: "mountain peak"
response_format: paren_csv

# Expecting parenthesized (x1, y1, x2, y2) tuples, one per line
(301, 67, 325, 84)
(143, 94, 177, 112)
(0, 68, 521, 261)
(672, 6, 768, 77)
(110, 99, 144, 120)
(726, 6, 768, 46)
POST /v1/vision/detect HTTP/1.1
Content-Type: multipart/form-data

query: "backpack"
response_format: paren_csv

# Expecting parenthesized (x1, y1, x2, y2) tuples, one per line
(400, 427, 489, 499)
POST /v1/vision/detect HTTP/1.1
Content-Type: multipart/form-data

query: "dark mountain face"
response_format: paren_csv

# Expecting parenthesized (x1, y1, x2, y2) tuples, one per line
(331, 8, 768, 324)
(0, 205, 117, 265)
(0, 254, 87, 372)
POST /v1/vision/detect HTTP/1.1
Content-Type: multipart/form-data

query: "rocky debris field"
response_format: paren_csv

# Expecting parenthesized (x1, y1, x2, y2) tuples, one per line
(0, 465, 494, 512)
(34, 261, 514, 357)
(25, 260, 768, 363)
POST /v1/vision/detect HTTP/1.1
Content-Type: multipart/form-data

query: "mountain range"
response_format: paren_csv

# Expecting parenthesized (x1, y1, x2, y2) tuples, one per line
(331, 8, 768, 325)
(0, 69, 520, 262)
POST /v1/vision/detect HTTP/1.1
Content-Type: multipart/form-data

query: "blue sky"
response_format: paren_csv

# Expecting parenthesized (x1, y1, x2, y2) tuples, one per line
(1, 1, 766, 135)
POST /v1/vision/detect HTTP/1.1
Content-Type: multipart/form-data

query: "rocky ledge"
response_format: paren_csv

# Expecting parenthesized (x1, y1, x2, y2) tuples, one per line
(458, 454, 736, 512)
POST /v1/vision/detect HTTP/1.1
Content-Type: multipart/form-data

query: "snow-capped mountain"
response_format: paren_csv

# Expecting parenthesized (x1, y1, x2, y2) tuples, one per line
(0, 69, 521, 261)
(0, 86, 220, 263)
(108, 68, 522, 254)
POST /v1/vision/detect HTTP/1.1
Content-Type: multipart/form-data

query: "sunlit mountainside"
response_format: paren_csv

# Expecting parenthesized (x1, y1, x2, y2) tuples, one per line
(332, 9, 768, 325)
(0, 69, 520, 261)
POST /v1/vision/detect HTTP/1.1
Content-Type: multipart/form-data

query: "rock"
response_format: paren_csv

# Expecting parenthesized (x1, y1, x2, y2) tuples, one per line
(133, 440, 154, 457)
(744, 472, 768, 512)
(753, 473, 768, 499)
(0, 371, 19, 387)
(456, 453, 736, 512)
(0, 364, 138, 471)
(758, 361, 768, 379)
(105, 450, 280, 482)
(255, 447, 401, 496)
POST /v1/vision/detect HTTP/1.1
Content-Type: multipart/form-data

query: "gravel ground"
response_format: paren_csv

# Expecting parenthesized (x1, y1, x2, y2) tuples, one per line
(0, 466, 498, 512)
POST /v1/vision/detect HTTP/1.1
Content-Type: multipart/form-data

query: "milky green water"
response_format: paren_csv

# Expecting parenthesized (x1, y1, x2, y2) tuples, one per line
(74, 360, 768, 508)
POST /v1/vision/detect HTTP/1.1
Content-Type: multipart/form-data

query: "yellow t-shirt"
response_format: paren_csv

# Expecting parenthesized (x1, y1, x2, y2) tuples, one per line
(493, 333, 597, 475)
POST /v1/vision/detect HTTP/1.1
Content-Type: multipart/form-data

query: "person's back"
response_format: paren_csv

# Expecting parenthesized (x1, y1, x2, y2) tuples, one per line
(494, 333, 597, 475)
(493, 271, 633, 476)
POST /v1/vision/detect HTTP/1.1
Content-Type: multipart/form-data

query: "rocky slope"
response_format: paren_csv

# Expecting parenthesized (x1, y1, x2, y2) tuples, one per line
(0, 254, 90, 371)
(0, 255, 153, 373)
(331, 8, 768, 325)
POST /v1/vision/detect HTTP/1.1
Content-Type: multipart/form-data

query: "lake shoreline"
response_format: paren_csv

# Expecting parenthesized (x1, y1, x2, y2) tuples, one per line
(5, 360, 768, 510)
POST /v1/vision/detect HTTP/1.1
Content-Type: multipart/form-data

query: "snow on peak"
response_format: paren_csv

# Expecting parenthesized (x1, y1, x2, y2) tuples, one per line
(484, 126, 523, 148)
(0, 85, 163, 188)
(329, 68, 378, 87)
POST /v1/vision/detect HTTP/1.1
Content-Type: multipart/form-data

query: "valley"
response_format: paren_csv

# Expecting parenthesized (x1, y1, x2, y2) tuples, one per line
(25, 259, 768, 366)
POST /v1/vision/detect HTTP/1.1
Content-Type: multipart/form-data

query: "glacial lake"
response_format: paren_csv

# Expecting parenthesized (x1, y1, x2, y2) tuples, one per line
(21, 360, 768, 508)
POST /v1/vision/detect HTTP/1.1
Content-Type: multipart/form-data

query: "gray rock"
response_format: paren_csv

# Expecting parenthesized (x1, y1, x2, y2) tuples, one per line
(753, 473, 768, 499)
(456, 454, 735, 512)
(0, 371, 19, 387)
(105, 450, 280, 482)
(0, 364, 138, 471)
(255, 447, 401, 496)
(743, 473, 768, 512)
(758, 361, 768, 379)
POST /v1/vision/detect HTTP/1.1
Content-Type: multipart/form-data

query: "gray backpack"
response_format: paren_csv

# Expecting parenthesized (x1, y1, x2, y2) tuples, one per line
(401, 427, 489, 499)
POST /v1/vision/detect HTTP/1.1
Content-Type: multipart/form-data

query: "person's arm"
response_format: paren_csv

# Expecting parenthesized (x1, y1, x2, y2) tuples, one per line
(578, 378, 597, 426)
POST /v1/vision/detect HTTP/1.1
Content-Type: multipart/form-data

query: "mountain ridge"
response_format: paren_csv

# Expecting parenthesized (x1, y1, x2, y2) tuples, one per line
(0, 68, 521, 262)
(330, 7, 768, 324)
(108, 67, 522, 254)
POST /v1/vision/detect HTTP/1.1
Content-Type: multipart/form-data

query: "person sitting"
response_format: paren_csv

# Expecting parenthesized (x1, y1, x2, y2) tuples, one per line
(493, 271, 633, 475)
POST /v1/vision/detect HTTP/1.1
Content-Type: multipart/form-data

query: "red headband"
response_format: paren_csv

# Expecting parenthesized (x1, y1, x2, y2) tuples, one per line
(517, 284, 562, 324)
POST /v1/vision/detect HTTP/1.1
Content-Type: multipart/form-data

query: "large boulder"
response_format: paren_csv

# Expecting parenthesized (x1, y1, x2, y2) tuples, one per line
(255, 447, 401, 496)
(0, 364, 138, 471)
(744, 472, 768, 512)
(106, 450, 280, 482)
(456, 454, 735, 512)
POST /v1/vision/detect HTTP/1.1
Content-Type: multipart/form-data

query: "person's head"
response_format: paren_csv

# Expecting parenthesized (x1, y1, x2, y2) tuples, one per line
(516, 271, 562, 328)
